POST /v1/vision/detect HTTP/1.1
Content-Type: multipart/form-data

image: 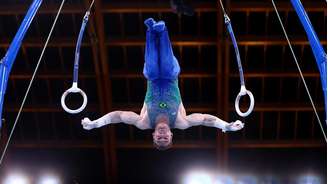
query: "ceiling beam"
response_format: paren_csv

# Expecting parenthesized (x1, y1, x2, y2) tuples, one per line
(10, 140, 325, 149)
(4, 103, 324, 113)
(0, 2, 324, 15)
(106, 37, 217, 46)
(108, 71, 320, 78)
(106, 103, 325, 112)
(216, 0, 228, 170)
(0, 36, 326, 48)
(116, 141, 216, 149)
(101, 2, 325, 13)
(93, 0, 117, 183)
(106, 36, 327, 46)
(231, 2, 325, 12)
(231, 72, 320, 78)
(82, 1, 117, 183)
(0, 38, 90, 47)
(9, 74, 94, 79)
(119, 140, 326, 149)
(109, 71, 216, 78)
(11, 140, 103, 148)
(229, 140, 326, 148)
(5, 71, 322, 80)
(4, 105, 98, 112)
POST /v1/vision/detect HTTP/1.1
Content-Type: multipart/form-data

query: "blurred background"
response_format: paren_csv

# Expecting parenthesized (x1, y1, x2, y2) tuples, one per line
(0, 0, 326, 183)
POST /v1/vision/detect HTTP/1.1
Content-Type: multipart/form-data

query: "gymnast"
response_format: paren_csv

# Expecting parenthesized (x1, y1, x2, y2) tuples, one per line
(81, 18, 244, 150)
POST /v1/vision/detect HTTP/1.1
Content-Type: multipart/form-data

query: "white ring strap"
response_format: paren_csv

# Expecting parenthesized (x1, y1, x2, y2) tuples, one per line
(234, 85, 255, 117)
(61, 82, 88, 114)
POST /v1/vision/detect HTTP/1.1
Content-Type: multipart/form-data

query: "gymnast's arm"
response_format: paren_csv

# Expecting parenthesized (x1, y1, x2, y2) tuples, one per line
(174, 104, 244, 132)
(81, 103, 150, 130)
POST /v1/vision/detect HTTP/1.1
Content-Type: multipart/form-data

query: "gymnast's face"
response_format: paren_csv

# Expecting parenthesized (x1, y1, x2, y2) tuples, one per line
(153, 121, 173, 150)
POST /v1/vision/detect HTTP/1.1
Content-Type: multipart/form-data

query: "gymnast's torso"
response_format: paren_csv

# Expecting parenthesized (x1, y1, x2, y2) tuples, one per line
(144, 79, 182, 128)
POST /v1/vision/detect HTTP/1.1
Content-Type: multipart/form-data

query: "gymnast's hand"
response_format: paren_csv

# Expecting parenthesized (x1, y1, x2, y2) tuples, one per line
(81, 117, 97, 130)
(225, 120, 244, 132)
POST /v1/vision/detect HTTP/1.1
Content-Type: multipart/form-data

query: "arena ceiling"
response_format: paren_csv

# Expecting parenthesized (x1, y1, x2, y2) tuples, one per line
(0, 0, 326, 183)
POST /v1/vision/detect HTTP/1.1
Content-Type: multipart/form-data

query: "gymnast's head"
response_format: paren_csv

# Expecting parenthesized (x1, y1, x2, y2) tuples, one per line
(152, 115, 173, 150)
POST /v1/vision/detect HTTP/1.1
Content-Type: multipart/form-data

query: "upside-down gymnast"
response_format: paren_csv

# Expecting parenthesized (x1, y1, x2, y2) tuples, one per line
(81, 18, 244, 150)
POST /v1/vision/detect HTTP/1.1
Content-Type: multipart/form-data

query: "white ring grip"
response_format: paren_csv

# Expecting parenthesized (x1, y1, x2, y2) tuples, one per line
(61, 82, 88, 114)
(234, 85, 255, 117)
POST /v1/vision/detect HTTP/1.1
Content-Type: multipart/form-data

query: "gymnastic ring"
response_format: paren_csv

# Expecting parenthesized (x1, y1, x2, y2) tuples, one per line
(61, 82, 88, 114)
(235, 85, 254, 117)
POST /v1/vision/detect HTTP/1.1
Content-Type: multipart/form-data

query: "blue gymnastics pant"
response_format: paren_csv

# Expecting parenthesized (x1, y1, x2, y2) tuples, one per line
(143, 29, 180, 81)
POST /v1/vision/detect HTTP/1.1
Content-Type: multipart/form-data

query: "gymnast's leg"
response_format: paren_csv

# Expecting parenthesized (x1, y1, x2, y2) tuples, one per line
(143, 18, 160, 81)
(154, 21, 180, 80)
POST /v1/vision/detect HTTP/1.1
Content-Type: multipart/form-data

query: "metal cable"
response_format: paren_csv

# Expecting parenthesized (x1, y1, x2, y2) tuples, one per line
(271, 0, 327, 141)
(0, 0, 67, 166)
